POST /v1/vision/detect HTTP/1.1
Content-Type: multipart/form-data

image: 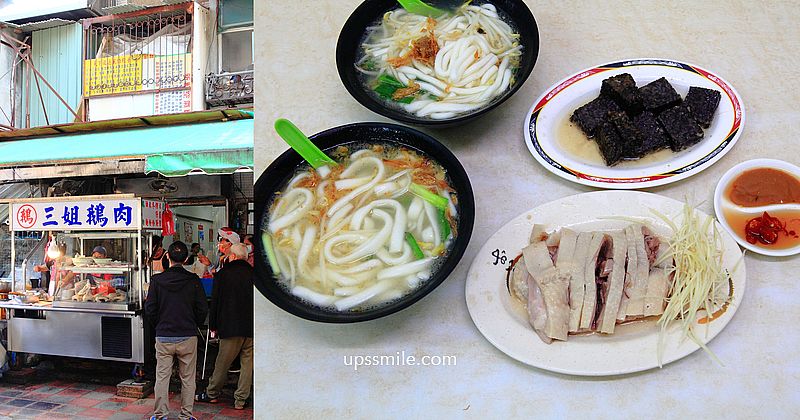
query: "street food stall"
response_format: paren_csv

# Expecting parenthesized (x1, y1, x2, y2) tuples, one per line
(0, 194, 164, 363)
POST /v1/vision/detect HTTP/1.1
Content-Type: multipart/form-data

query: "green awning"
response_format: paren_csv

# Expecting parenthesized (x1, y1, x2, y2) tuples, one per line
(145, 149, 253, 176)
(0, 118, 253, 176)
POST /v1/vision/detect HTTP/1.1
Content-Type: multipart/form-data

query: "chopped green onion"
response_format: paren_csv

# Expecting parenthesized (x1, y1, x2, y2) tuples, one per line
(377, 74, 405, 88)
(373, 75, 418, 103)
(438, 208, 451, 242)
(405, 232, 425, 260)
(262, 232, 281, 275)
(374, 83, 398, 99)
(409, 183, 448, 210)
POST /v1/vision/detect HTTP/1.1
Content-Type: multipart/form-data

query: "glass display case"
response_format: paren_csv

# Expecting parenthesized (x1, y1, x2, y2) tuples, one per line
(51, 232, 143, 311)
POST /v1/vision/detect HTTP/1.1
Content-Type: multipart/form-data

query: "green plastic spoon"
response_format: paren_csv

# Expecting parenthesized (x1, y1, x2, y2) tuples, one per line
(397, 0, 446, 17)
(274, 118, 337, 170)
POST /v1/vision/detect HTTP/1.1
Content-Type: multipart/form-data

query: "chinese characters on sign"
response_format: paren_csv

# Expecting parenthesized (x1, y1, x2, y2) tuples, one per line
(141, 200, 164, 230)
(83, 55, 145, 96)
(11, 199, 141, 231)
(16, 204, 36, 229)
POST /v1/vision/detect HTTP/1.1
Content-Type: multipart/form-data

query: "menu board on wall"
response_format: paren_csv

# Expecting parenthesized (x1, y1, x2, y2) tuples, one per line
(83, 55, 145, 96)
(84, 52, 192, 98)
(154, 89, 192, 114)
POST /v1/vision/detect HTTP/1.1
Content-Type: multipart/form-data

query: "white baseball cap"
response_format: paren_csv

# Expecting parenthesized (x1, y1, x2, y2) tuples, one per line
(218, 227, 240, 244)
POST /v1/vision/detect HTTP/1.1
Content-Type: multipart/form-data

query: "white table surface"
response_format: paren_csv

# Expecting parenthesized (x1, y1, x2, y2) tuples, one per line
(253, 1, 800, 417)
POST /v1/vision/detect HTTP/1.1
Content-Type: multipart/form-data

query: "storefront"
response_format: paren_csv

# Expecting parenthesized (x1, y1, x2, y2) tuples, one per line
(0, 194, 163, 363)
(0, 110, 254, 374)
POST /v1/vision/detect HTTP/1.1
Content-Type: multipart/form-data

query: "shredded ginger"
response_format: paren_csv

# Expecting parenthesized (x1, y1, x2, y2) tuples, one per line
(652, 202, 734, 366)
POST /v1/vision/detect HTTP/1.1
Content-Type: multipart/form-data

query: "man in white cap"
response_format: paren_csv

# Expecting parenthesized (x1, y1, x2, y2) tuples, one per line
(216, 227, 240, 271)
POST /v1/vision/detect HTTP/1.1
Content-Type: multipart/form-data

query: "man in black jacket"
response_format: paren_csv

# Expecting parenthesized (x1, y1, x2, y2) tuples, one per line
(195, 242, 253, 410)
(145, 241, 208, 420)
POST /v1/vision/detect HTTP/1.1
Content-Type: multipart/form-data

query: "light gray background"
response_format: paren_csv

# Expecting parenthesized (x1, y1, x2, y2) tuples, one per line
(254, 1, 800, 417)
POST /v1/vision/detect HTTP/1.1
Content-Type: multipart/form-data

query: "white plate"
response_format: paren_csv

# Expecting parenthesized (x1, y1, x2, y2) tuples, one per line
(714, 158, 800, 257)
(524, 58, 745, 189)
(465, 191, 746, 376)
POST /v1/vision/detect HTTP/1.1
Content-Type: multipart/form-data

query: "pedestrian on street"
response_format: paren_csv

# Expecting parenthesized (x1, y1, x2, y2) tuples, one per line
(145, 241, 208, 420)
(148, 235, 168, 275)
(184, 242, 211, 278)
(195, 243, 253, 410)
(242, 234, 254, 267)
(214, 227, 240, 272)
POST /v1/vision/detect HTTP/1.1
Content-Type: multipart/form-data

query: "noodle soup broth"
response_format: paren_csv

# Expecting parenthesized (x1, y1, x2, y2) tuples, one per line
(263, 142, 460, 313)
(355, 2, 524, 120)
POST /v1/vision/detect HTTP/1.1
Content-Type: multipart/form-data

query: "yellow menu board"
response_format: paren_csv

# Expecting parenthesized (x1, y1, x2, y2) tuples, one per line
(83, 54, 146, 96)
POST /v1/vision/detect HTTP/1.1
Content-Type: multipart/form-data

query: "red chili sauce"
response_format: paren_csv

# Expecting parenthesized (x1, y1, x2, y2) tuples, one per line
(724, 167, 800, 249)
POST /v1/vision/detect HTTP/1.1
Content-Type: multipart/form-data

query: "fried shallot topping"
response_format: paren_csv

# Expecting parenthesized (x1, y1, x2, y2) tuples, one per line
(387, 18, 439, 68)
(392, 80, 420, 100)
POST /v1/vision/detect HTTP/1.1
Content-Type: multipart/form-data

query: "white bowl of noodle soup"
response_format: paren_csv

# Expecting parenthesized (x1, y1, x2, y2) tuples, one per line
(337, 0, 539, 127)
(254, 123, 475, 322)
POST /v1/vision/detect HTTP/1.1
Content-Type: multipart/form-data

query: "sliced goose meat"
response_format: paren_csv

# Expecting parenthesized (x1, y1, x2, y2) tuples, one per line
(644, 266, 672, 316)
(598, 230, 627, 334)
(525, 270, 551, 344)
(568, 231, 592, 332)
(522, 241, 569, 341)
(579, 232, 608, 330)
(622, 225, 651, 318)
(508, 255, 528, 308)
(616, 226, 637, 321)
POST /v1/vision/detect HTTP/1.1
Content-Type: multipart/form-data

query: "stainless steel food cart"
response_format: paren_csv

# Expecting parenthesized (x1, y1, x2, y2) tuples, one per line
(0, 194, 165, 363)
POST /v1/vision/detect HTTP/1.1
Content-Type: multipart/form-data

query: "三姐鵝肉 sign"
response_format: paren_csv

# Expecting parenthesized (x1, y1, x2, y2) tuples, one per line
(11, 198, 141, 231)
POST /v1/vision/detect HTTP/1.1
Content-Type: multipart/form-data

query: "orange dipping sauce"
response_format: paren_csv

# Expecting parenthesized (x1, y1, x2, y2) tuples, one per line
(726, 168, 800, 207)
(723, 167, 800, 249)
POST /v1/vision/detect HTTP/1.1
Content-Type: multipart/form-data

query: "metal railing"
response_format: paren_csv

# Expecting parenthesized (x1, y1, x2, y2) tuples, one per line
(205, 70, 254, 107)
(99, 0, 188, 14)
(82, 3, 193, 98)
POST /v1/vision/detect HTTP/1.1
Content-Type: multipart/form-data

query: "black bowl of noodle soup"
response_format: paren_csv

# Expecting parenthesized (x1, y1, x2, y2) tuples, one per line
(337, 0, 539, 127)
(255, 122, 475, 322)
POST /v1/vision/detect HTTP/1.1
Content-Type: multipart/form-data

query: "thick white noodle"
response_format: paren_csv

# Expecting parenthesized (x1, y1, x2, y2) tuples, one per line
(340, 259, 383, 274)
(376, 242, 413, 266)
(297, 225, 318, 276)
(423, 201, 442, 247)
(349, 199, 407, 253)
(292, 286, 338, 307)
(324, 209, 393, 265)
(334, 279, 395, 311)
(376, 258, 434, 281)
(269, 188, 314, 233)
(326, 157, 386, 217)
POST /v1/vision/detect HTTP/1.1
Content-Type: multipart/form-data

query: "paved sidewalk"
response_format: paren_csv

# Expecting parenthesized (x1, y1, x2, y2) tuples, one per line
(0, 379, 253, 419)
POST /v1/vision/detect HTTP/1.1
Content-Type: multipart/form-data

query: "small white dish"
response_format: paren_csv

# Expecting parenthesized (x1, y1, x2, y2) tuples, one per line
(714, 158, 800, 257)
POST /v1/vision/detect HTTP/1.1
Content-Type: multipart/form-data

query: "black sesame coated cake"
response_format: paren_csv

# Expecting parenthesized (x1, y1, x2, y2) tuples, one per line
(633, 111, 670, 155)
(606, 111, 645, 159)
(638, 77, 682, 114)
(658, 106, 705, 151)
(595, 121, 626, 166)
(600, 73, 642, 114)
(684, 86, 722, 128)
(570, 96, 622, 137)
